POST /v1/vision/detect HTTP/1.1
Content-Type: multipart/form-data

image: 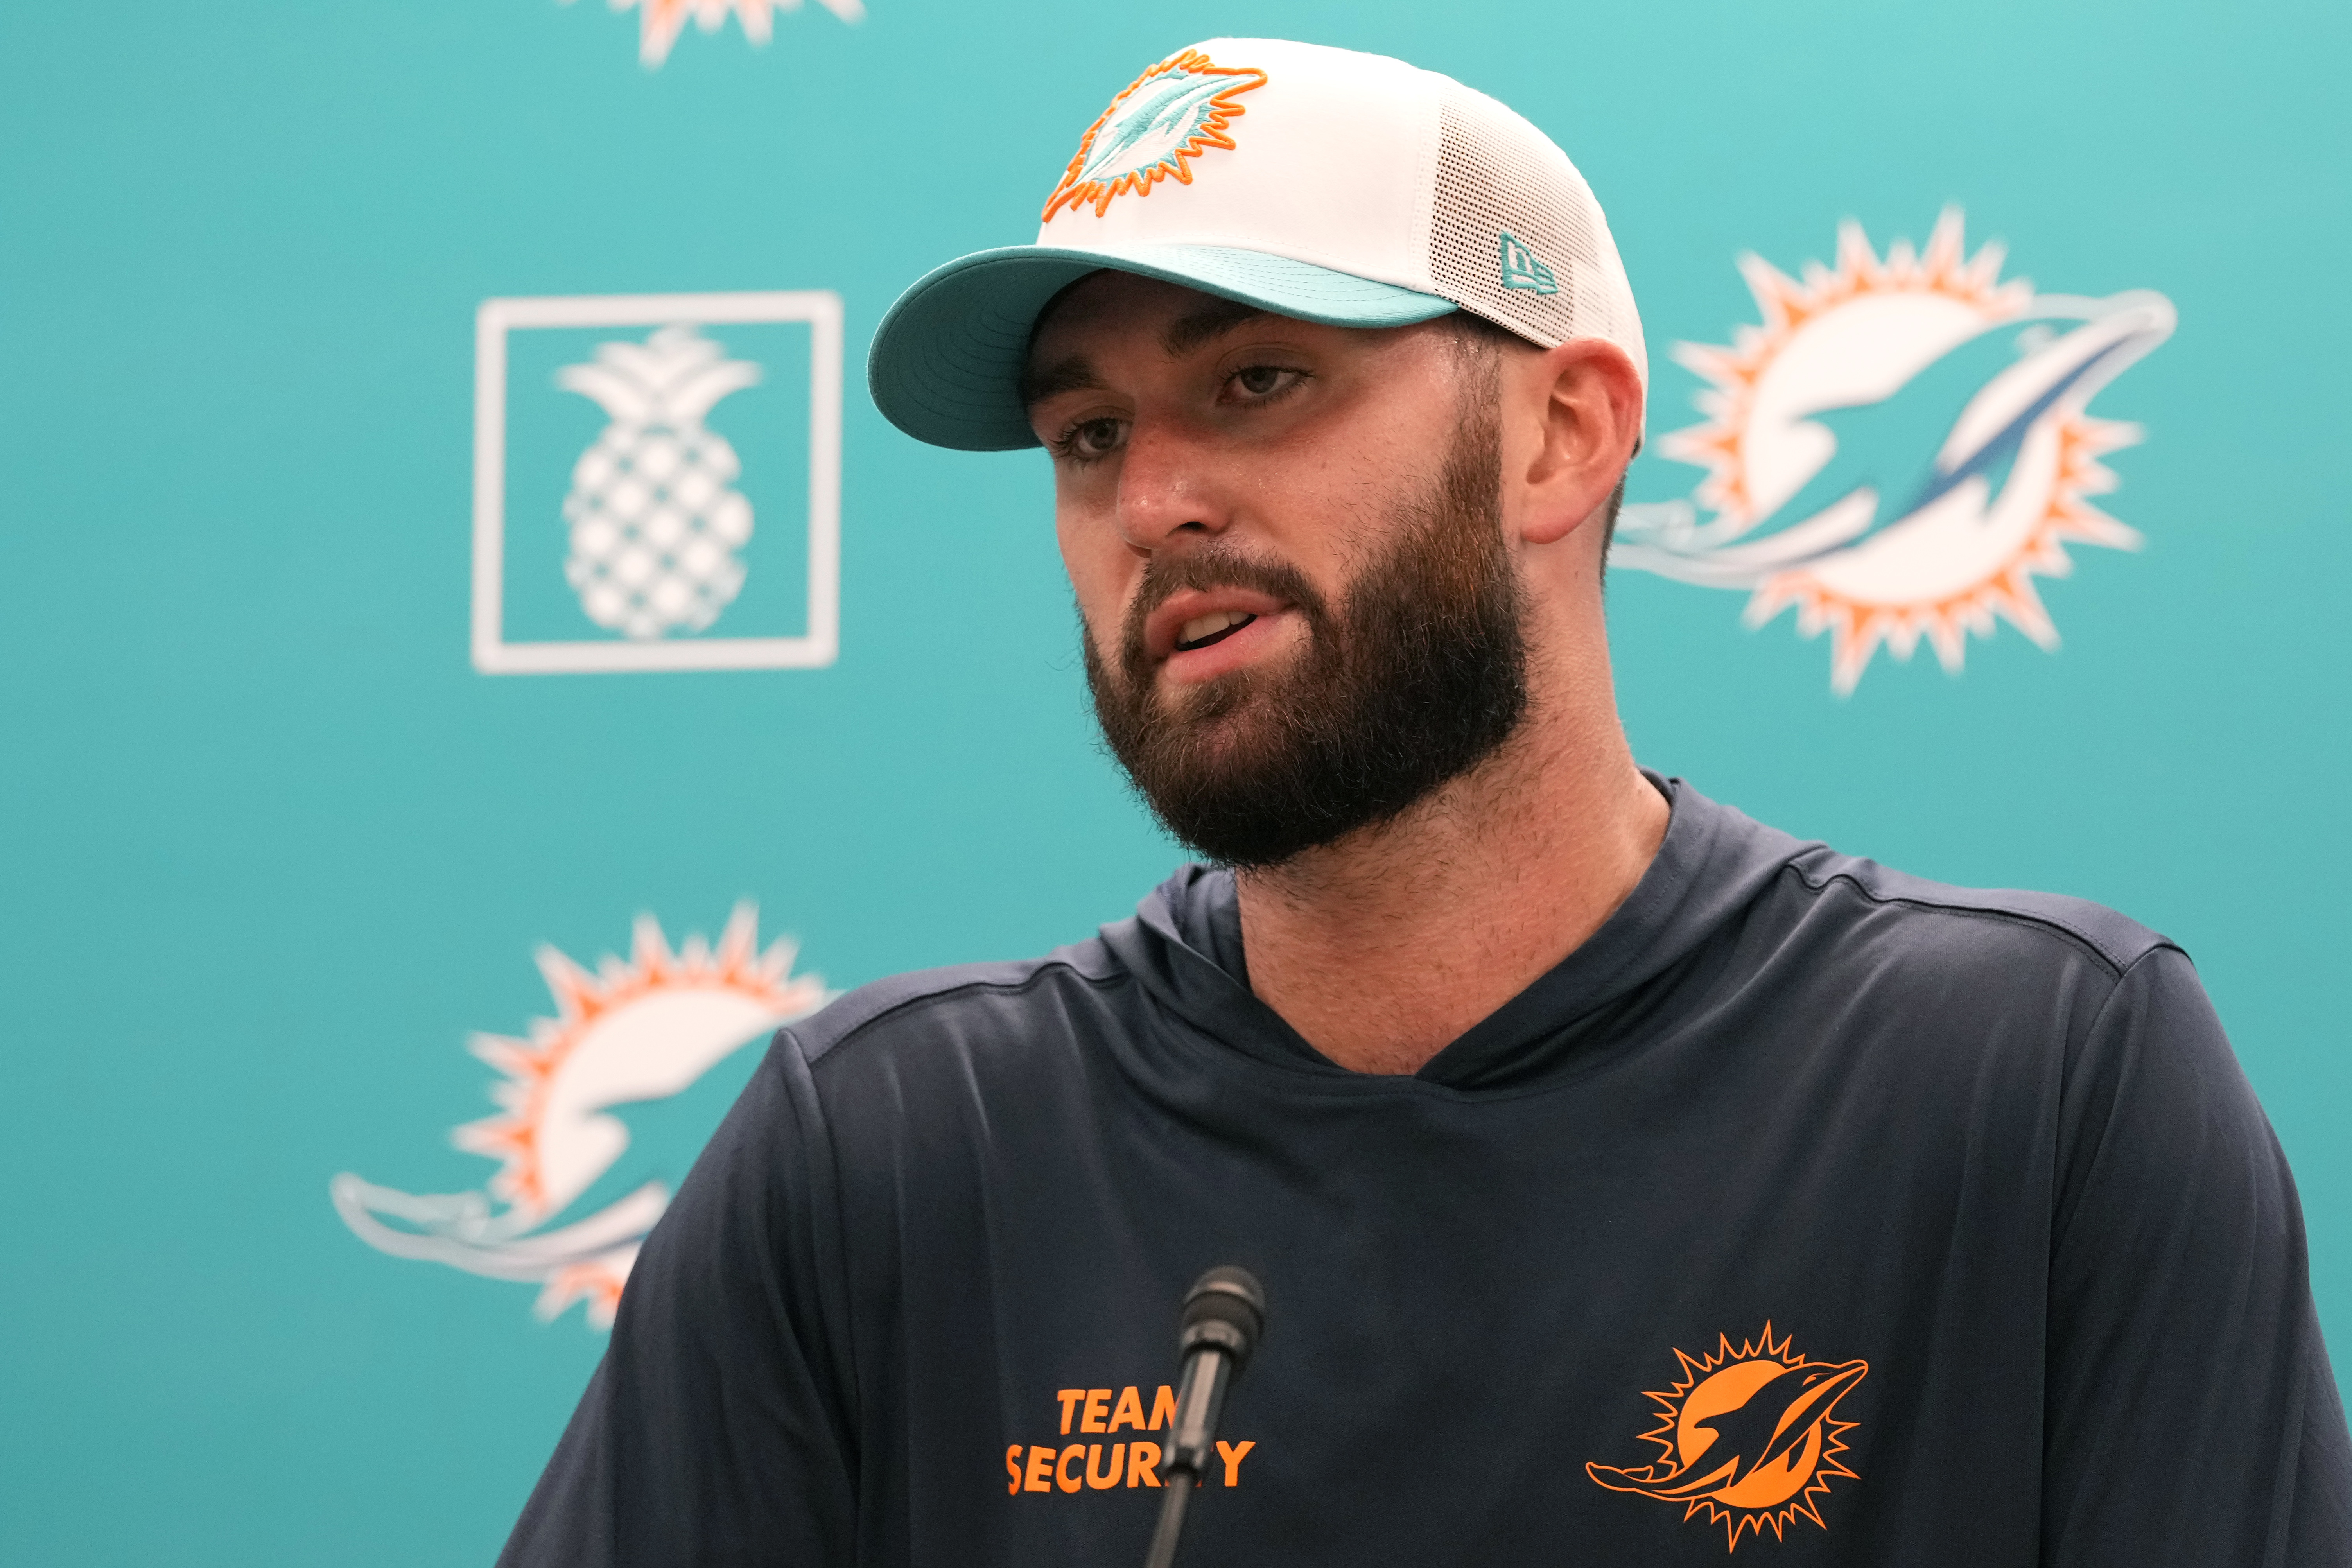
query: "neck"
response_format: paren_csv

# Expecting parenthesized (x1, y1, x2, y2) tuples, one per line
(1231, 674, 1667, 1076)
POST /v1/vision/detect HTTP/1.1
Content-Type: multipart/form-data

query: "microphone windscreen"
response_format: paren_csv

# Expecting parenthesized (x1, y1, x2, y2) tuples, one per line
(1179, 1265, 1267, 1363)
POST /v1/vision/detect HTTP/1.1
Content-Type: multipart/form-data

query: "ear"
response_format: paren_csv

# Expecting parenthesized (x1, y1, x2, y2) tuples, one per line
(1510, 339, 1644, 547)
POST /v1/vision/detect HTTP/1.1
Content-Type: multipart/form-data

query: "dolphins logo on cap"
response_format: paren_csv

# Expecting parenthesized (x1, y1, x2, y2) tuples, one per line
(1042, 49, 1268, 222)
(1588, 1323, 1868, 1550)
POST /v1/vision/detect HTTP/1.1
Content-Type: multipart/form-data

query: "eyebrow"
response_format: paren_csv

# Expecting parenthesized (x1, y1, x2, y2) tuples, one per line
(1161, 299, 1271, 358)
(1017, 355, 1105, 408)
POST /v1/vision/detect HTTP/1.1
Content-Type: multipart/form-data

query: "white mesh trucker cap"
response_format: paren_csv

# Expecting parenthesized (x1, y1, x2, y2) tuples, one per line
(868, 38, 1648, 450)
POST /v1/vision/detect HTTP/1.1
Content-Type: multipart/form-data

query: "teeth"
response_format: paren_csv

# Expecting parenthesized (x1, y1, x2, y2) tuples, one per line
(1177, 610, 1252, 648)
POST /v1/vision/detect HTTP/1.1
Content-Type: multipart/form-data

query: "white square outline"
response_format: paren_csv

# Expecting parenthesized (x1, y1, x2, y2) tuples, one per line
(472, 291, 842, 674)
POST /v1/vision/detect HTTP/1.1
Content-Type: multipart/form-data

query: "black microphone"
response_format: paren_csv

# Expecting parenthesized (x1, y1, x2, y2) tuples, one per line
(1142, 1266, 1267, 1568)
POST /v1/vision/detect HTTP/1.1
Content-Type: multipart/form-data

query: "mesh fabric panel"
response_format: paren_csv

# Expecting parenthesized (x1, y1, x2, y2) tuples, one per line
(1427, 84, 1646, 384)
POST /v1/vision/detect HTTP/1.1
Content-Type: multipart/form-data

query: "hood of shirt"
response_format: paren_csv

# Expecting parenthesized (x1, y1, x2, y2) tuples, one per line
(1096, 775, 1812, 1092)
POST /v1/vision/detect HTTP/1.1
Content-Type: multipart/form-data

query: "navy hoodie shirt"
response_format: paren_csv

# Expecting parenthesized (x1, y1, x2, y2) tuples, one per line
(501, 777, 2350, 1565)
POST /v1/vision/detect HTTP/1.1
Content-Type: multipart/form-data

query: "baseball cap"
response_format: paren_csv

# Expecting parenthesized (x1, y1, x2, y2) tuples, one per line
(867, 38, 1649, 451)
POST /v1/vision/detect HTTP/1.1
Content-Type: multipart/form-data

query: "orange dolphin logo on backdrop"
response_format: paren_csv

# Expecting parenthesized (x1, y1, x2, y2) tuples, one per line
(1588, 1324, 1867, 1550)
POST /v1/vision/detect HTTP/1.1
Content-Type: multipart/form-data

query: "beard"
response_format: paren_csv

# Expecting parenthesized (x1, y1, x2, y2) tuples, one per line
(1082, 398, 1529, 869)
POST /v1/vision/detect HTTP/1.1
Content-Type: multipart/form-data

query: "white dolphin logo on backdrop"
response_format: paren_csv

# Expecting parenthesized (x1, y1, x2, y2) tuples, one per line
(1612, 210, 2175, 693)
(332, 906, 829, 1325)
(561, 0, 865, 69)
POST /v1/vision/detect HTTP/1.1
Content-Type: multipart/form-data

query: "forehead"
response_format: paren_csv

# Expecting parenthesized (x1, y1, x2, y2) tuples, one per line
(1027, 272, 1275, 364)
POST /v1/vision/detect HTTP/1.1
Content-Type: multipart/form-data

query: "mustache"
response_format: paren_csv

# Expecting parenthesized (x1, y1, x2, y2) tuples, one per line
(1117, 544, 1331, 684)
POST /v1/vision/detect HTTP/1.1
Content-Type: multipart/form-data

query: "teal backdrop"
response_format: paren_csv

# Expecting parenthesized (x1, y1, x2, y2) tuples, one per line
(3, 1, 2345, 1561)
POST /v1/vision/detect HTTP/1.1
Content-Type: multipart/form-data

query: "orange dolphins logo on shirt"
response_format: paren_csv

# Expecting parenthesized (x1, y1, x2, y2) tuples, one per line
(1588, 1324, 1867, 1550)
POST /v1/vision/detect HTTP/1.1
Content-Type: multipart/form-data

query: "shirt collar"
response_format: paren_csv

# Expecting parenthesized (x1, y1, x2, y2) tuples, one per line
(1107, 775, 1809, 1088)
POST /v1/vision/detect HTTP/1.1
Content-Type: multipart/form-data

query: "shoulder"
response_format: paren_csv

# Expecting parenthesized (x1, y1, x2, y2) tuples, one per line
(1770, 838, 2177, 982)
(1665, 781, 2177, 989)
(783, 935, 1136, 1071)
(752, 936, 1153, 1174)
(1691, 805, 2237, 1157)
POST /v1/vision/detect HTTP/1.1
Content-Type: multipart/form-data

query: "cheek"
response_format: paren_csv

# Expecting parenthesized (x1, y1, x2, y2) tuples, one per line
(1245, 468, 1388, 583)
(1055, 506, 1137, 653)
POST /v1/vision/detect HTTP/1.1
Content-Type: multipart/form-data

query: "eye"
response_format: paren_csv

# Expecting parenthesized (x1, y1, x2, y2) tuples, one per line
(1056, 415, 1127, 463)
(1224, 364, 1304, 401)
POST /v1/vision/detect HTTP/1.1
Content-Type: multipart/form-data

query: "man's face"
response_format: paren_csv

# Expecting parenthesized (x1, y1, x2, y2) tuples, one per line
(1024, 272, 1529, 868)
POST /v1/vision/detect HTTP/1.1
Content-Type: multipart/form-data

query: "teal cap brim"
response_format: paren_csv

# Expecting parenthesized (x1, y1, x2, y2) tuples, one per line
(867, 244, 1457, 451)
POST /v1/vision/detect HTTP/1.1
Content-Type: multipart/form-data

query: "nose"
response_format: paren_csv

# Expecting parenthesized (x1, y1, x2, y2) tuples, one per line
(1114, 417, 1227, 554)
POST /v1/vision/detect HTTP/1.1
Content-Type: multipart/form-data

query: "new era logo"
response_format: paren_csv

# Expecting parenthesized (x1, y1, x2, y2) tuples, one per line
(1498, 233, 1558, 295)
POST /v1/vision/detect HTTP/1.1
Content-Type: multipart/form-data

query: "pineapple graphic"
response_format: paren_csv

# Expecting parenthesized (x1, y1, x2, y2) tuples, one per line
(557, 324, 762, 640)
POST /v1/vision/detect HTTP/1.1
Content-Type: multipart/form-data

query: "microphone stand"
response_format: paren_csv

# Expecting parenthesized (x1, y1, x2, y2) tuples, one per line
(1142, 1267, 1267, 1568)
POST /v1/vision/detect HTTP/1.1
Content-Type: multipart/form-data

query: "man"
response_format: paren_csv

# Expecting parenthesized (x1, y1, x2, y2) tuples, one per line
(502, 39, 2349, 1565)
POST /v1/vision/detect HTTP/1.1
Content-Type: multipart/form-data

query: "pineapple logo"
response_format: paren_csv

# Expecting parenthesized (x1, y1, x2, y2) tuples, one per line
(471, 289, 841, 677)
(557, 325, 762, 641)
(330, 906, 830, 1326)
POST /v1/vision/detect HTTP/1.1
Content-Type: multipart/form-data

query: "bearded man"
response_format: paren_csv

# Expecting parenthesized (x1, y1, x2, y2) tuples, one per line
(501, 39, 2350, 1568)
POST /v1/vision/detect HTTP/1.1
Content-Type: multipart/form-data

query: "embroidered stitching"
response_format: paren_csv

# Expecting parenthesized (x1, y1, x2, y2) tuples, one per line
(1498, 232, 1559, 294)
(1042, 50, 1268, 222)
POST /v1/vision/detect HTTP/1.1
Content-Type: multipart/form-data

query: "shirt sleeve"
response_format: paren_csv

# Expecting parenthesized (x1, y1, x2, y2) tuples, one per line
(497, 1030, 856, 1568)
(2043, 945, 2352, 1565)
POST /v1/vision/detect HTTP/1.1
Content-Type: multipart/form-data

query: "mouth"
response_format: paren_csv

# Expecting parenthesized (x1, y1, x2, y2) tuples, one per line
(1174, 610, 1257, 652)
(1140, 586, 1294, 678)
